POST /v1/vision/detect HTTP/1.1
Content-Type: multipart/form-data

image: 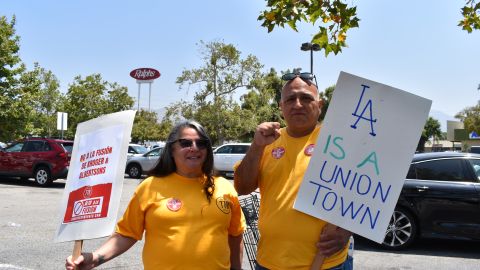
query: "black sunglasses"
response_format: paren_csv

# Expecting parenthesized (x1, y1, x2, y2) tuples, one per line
(172, 138, 209, 149)
(281, 72, 318, 86)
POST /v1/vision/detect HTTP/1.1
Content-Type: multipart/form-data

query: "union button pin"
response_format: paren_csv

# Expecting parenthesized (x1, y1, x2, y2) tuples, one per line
(166, 198, 182, 212)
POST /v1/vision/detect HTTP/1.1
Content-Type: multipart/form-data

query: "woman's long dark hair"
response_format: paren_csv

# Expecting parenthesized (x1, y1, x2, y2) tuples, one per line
(149, 120, 215, 203)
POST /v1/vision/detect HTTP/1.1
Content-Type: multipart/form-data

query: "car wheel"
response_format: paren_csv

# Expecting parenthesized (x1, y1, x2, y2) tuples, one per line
(127, 164, 142, 179)
(382, 208, 417, 250)
(34, 166, 52, 187)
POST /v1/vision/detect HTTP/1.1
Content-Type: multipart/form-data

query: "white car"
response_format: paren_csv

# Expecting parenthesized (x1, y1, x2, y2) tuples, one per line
(127, 143, 149, 158)
(125, 147, 163, 178)
(213, 143, 250, 178)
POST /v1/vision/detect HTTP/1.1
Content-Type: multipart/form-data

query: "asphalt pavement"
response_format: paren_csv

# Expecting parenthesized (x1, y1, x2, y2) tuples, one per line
(0, 177, 479, 270)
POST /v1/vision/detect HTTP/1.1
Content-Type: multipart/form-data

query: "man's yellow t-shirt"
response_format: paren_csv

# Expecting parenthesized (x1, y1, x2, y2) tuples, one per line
(256, 125, 348, 270)
(116, 173, 245, 270)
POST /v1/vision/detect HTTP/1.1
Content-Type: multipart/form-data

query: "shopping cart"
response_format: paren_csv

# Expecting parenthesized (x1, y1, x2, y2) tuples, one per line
(238, 192, 355, 270)
(239, 192, 260, 270)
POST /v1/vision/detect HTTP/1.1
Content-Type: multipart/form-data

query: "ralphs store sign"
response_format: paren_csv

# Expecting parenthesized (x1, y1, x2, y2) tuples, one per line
(129, 68, 161, 81)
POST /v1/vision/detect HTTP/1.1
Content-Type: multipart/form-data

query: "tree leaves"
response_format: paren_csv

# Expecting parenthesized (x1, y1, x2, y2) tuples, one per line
(0, 15, 28, 141)
(459, 0, 480, 33)
(260, 0, 478, 56)
(62, 74, 134, 138)
(258, 0, 360, 57)
(131, 110, 162, 143)
(172, 40, 263, 144)
(456, 101, 480, 135)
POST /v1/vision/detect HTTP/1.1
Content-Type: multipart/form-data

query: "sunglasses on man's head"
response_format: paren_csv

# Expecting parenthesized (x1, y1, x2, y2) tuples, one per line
(173, 138, 209, 149)
(281, 72, 318, 86)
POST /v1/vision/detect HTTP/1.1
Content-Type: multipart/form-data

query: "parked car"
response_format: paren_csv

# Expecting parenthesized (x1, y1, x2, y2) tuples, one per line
(125, 147, 163, 178)
(213, 143, 250, 178)
(468, 146, 480, 154)
(0, 137, 73, 186)
(127, 143, 149, 158)
(382, 152, 480, 250)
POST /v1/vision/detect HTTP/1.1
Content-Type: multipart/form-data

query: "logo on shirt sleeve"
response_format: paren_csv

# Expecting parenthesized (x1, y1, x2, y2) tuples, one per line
(216, 197, 232, 214)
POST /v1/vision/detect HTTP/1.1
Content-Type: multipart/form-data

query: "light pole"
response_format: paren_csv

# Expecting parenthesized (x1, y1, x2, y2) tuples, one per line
(301, 42, 321, 74)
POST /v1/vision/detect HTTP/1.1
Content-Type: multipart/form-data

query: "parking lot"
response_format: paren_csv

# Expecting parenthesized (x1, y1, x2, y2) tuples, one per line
(0, 176, 479, 270)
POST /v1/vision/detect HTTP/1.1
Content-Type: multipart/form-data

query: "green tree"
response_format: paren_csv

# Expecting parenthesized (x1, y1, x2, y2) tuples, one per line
(258, 0, 359, 56)
(319, 85, 335, 121)
(18, 63, 62, 137)
(131, 109, 162, 143)
(0, 16, 24, 90)
(62, 74, 134, 138)
(163, 98, 252, 145)
(417, 117, 442, 152)
(460, 0, 480, 32)
(239, 68, 284, 141)
(174, 40, 263, 144)
(455, 102, 480, 134)
(259, 1, 479, 57)
(0, 15, 27, 141)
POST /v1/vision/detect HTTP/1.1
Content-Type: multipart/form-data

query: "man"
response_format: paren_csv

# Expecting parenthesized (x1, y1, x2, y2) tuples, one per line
(234, 72, 352, 270)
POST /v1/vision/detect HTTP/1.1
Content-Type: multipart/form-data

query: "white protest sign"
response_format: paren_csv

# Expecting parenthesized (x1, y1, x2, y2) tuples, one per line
(294, 72, 431, 243)
(54, 110, 136, 242)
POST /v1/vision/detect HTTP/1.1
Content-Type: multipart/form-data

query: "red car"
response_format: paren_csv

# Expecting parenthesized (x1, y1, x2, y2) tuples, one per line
(0, 138, 73, 186)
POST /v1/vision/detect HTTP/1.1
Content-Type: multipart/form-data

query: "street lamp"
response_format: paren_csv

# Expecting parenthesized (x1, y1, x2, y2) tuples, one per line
(300, 42, 321, 74)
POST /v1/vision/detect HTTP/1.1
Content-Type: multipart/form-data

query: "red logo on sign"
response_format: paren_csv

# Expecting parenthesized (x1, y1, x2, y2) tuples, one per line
(83, 186, 92, 198)
(129, 68, 161, 80)
(304, 144, 315, 156)
(63, 183, 112, 223)
(272, 147, 285, 159)
(166, 198, 182, 212)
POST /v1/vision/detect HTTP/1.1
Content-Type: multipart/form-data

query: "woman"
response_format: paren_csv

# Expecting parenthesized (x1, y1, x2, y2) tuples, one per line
(66, 120, 246, 270)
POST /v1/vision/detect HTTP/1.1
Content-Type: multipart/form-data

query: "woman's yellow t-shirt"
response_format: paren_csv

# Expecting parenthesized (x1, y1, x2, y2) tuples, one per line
(116, 173, 245, 270)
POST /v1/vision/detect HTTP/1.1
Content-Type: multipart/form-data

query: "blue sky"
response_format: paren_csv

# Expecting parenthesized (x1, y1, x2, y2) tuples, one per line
(3, 1, 480, 130)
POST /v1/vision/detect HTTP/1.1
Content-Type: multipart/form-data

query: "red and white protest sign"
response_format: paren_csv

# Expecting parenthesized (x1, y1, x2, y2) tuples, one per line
(55, 110, 135, 242)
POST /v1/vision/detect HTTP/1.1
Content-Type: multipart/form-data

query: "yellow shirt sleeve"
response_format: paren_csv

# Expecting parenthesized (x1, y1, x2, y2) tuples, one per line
(216, 177, 246, 236)
(115, 180, 149, 240)
(228, 192, 246, 236)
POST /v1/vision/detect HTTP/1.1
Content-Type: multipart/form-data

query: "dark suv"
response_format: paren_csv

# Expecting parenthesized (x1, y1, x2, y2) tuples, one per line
(0, 138, 73, 186)
(383, 152, 480, 250)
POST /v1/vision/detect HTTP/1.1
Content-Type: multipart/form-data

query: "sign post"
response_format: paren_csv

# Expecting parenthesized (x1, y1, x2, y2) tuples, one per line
(293, 72, 431, 267)
(57, 112, 68, 139)
(54, 110, 136, 258)
(129, 68, 160, 111)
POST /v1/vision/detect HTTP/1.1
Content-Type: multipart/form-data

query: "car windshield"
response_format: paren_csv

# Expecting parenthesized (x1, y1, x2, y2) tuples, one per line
(131, 145, 148, 154)
(147, 147, 162, 157)
(60, 142, 74, 153)
(5, 143, 23, 152)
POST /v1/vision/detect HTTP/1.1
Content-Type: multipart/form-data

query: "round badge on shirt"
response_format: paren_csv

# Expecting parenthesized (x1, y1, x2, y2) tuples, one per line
(166, 198, 182, 212)
(271, 147, 285, 159)
(304, 144, 315, 156)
